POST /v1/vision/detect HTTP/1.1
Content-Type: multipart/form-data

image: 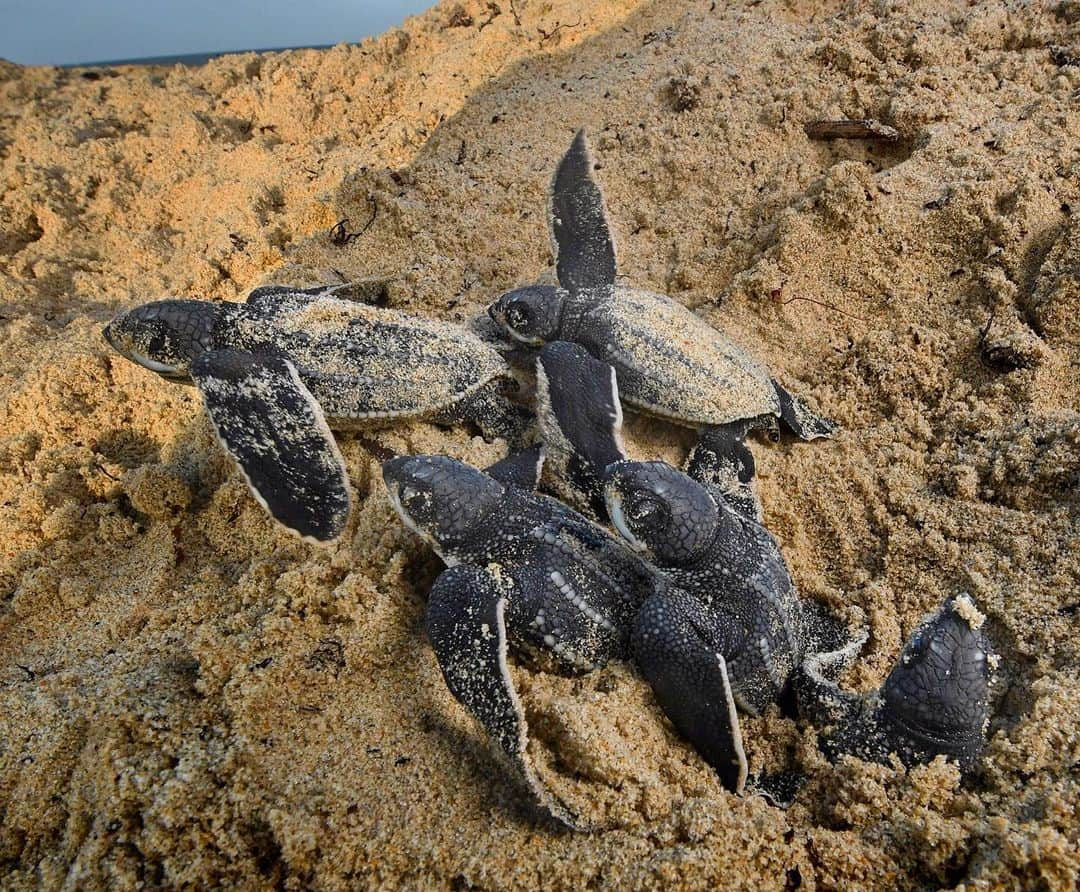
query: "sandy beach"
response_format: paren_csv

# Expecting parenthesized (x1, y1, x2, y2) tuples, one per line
(1, 0, 1078, 887)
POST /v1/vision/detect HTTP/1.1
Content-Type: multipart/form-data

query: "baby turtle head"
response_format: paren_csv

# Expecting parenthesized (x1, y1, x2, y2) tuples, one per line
(604, 460, 718, 565)
(880, 595, 993, 757)
(103, 299, 219, 380)
(488, 285, 566, 346)
(383, 455, 505, 552)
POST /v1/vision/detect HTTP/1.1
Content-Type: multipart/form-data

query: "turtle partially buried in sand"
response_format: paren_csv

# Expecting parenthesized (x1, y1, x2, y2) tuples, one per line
(382, 342, 997, 827)
(103, 283, 524, 542)
(488, 130, 835, 491)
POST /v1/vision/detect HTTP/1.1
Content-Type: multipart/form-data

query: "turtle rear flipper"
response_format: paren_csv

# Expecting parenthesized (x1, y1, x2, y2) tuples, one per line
(793, 629, 868, 729)
(684, 421, 762, 521)
(426, 565, 582, 829)
(773, 380, 836, 440)
(631, 588, 748, 793)
(433, 381, 534, 449)
(190, 349, 350, 543)
(549, 129, 617, 296)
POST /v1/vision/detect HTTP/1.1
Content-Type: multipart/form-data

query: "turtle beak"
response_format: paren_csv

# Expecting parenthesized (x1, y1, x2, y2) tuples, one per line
(604, 487, 648, 555)
(381, 456, 413, 491)
(102, 320, 119, 351)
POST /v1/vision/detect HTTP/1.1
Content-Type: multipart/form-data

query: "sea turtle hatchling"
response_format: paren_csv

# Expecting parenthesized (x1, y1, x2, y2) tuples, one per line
(604, 461, 997, 789)
(103, 283, 524, 543)
(381, 453, 664, 828)
(795, 595, 996, 773)
(488, 129, 836, 492)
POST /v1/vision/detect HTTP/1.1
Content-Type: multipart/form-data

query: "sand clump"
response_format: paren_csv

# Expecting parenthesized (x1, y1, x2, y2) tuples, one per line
(1, 0, 1078, 888)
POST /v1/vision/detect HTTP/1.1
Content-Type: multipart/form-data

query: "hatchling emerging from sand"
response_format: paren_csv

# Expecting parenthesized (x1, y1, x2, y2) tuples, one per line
(488, 130, 835, 490)
(103, 283, 524, 542)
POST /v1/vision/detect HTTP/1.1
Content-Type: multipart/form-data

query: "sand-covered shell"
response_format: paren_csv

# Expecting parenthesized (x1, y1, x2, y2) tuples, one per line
(575, 287, 781, 427)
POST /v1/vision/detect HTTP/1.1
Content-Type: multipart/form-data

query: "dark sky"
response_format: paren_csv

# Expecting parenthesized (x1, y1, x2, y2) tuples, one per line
(0, 0, 434, 66)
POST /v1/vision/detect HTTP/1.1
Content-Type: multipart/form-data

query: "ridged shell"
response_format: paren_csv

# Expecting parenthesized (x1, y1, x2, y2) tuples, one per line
(231, 296, 509, 424)
(577, 289, 779, 427)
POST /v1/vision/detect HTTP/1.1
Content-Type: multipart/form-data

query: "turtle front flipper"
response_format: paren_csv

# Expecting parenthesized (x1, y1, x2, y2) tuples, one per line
(535, 341, 626, 517)
(486, 444, 545, 490)
(549, 129, 617, 296)
(426, 565, 581, 829)
(772, 380, 836, 440)
(684, 421, 762, 521)
(190, 349, 350, 543)
(631, 588, 748, 793)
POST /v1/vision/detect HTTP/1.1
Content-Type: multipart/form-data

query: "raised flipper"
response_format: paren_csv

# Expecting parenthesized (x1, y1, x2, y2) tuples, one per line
(190, 349, 350, 543)
(535, 341, 625, 517)
(797, 596, 994, 772)
(486, 444, 545, 490)
(631, 588, 748, 793)
(425, 565, 580, 828)
(549, 130, 617, 296)
(685, 421, 762, 521)
(773, 380, 836, 440)
(874, 596, 994, 769)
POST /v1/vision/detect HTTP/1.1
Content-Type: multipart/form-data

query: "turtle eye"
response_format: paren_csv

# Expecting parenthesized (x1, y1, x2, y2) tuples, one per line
(400, 485, 423, 507)
(144, 321, 170, 357)
(506, 302, 532, 333)
(629, 495, 664, 525)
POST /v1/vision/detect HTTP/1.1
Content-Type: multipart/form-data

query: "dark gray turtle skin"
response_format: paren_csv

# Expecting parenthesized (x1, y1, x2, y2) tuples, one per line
(382, 454, 663, 828)
(795, 595, 995, 772)
(487, 129, 835, 494)
(520, 340, 994, 796)
(534, 341, 625, 518)
(103, 283, 523, 542)
(603, 462, 996, 790)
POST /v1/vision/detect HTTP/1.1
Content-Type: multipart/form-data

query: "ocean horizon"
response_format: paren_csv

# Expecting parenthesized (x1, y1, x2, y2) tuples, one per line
(61, 45, 337, 69)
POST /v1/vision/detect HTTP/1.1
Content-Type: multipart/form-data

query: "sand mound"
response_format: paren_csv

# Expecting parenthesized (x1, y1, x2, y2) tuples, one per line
(1, 0, 1077, 887)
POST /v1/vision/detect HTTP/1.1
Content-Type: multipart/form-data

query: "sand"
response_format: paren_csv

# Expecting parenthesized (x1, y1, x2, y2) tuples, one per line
(1, 0, 1078, 887)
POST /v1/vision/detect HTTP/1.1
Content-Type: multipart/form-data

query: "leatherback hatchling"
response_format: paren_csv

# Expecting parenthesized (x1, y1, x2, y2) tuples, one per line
(604, 461, 996, 789)
(103, 283, 523, 542)
(487, 129, 835, 492)
(381, 453, 664, 827)
(795, 594, 995, 772)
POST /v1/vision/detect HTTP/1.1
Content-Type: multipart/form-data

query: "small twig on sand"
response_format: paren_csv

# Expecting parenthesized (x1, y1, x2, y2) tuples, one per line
(479, 2, 502, 31)
(537, 19, 581, 47)
(804, 119, 900, 142)
(782, 295, 866, 322)
(329, 197, 378, 246)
